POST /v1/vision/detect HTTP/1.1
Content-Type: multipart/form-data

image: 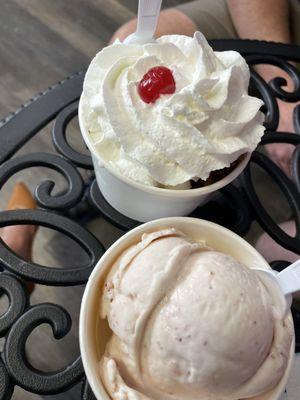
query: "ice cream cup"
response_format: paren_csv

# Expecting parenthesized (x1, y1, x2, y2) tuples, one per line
(79, 96, 251, 222)
(79, 217, 295, 400)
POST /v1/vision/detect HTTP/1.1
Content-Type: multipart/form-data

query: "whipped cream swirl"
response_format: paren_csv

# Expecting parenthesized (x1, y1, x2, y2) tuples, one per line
(82, 32, 265, 188)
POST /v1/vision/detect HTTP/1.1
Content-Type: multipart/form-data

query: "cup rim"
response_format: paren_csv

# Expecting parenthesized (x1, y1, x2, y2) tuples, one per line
(79, 217, 295, 400)
(78, 95, 251, 199)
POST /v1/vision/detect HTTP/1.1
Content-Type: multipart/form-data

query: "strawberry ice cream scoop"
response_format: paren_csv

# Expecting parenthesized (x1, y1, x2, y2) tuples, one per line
(99, 229, 293, 400)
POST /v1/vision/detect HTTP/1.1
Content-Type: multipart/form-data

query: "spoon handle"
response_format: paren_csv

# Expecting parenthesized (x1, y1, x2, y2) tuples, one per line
(277, 259, 300, 296)
(136, 0, 163, 40)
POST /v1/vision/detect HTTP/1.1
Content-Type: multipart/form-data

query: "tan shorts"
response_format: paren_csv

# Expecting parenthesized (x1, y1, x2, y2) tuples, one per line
(176, 0, 300, 44)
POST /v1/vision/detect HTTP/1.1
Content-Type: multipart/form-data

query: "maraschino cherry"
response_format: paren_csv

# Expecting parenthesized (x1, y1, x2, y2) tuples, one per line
(138, 66, 176, 104)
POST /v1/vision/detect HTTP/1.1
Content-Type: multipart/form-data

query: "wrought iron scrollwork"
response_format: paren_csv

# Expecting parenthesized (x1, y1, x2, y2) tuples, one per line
(246, 54, 300, 102)
(191, 184, 253, 237)
(294, 104, 300, 133)
(0, 39, 300, 399)
(0, 357, 13, 400)
(4, 304, 83, 394)
(89, 179, 140, 231)
(241, 151, 300, 253)
(0, 273, 28, 336)
(0, 153, 84, 210)
(292, 145, 300, 191)
(81, 380, 97, 400)
(0, 209, 104, 285)
(52, 101, 94, 169)
(249, 70, 279, 131)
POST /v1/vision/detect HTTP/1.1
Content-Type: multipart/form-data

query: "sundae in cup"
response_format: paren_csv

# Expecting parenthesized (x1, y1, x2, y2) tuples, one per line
(79, 32, 265, 220)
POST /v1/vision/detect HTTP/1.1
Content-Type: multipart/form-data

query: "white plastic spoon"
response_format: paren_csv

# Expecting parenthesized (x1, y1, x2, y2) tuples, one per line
(124, 0, 163, 45)
(253, 260, 300, 319)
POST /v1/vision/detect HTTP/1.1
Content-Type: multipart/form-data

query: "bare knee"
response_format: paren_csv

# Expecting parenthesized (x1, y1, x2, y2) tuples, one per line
(110, 9, 197, 43)
(110, 19, 138, 43)
(157, 9, 197, 37)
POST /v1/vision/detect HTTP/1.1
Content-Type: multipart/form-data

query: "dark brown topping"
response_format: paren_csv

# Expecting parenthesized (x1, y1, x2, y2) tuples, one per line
(191, 154, 246, 189)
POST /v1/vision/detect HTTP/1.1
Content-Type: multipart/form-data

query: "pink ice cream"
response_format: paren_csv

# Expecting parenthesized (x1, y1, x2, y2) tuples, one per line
(99, 229, 293, 400)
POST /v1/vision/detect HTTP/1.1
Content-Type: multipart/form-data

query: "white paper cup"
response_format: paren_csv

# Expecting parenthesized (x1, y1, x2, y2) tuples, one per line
(79, 96, 251, 222)
(79, 217, 295, 400)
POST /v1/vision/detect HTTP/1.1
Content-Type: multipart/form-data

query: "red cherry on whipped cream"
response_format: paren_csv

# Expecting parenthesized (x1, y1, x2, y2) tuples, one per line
(138, 66, 176, 104)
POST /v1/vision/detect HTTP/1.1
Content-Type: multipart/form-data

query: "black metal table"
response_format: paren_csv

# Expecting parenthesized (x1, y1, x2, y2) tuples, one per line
(0, 39, 300, 399)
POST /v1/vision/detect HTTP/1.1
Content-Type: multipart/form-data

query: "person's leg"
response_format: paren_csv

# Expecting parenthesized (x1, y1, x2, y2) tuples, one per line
(3, 182, 36, 260)
(1, 182, 37, 292)
(256, 0, 300, 263)
(256, 221, 298, 263)
(176, 0, 237, 39)
(110, 0, 237, 43)
(290, 0, 300, 45)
